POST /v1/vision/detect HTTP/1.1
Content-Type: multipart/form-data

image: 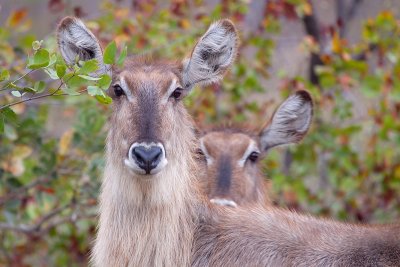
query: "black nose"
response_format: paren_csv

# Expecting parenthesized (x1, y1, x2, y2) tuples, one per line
(132, 146, 163, 174)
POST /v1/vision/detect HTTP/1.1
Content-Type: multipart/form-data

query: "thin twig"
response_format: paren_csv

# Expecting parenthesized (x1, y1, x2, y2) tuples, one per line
(0, 72, 82, 111)
(0, 199, 96, 236)
(0, 69, 36, 92)
(0, 203, 73, 234)
(0, 177, 50, 206)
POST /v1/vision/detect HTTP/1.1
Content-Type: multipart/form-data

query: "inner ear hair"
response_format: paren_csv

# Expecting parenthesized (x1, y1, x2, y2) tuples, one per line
(57, 17, 110, 75)
(183, 19, 239, 89)
(260, 90, 313, 151)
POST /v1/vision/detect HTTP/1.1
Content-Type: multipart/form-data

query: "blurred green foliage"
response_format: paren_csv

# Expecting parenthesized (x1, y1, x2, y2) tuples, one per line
(0, 0, 399, 265)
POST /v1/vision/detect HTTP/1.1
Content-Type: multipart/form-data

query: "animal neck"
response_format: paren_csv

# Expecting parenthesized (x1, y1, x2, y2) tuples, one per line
(93, 117, 201, 266)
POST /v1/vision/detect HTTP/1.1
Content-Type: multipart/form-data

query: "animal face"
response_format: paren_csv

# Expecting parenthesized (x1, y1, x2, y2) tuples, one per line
(200, 131, 265, 207)
(200, 91, 314, 207)
(108, 62, 185, 175)
(57, 17, 238, 178)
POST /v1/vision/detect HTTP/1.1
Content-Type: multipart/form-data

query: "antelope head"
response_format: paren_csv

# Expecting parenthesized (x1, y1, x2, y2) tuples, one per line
(57, 17, 238, 179)
(199, 91, 313, 207)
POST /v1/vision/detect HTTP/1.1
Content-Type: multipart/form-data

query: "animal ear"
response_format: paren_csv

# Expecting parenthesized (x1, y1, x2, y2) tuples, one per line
(182, 19, 239, 89)
(260, 90, 313, 151)
(56, 17, 111, 76)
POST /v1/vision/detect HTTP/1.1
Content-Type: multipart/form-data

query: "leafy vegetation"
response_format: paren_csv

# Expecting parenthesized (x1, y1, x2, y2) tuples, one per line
(0, 0, 399, 265)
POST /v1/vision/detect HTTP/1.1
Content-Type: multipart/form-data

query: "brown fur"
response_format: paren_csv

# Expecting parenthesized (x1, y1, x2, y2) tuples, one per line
(93, 57, 199, 266)
(199, 130, 271, 207)
(57, 17, 400, 267)
(96, 60, 400, 267)
(193, 206, 400, 267)
(198, 91, 314, 208)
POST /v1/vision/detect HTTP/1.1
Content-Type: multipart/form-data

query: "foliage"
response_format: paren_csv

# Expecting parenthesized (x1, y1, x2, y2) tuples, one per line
(0, 0, 399, 265)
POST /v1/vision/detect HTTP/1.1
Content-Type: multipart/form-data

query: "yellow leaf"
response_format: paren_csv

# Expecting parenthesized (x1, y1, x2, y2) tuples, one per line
(13, 145, 32, 158)
(115, 34, 130, 46)
(302, 3, 312, 16)
(115, 8, 130, 19)
(1, 145, 32, 176)
(59, 130, 74, 156)
(180, 19, 191, 29)
(332, 31, 341, 54)
(395, 166, 400, 179)
(6, 9, 28, 27)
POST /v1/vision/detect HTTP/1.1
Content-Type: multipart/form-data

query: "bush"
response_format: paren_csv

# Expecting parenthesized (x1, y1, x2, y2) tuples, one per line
(0, 1, 399, 265)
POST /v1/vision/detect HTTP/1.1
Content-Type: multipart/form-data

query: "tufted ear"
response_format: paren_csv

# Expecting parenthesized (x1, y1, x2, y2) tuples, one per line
(182, 19, 239, 90)
(56, 17, 111, 76)
(260, 90, 313, 151)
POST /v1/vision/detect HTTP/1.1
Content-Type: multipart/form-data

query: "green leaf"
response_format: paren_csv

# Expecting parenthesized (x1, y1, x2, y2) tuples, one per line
(19, 35, 36, 50)
(95, 95, 112, 104)
(0, 108, 17, 122)
(117, 45, 127, 66)
(62, 86, 81, 96)
(78, 59, 99, 74)
(56, 64, 66, 78)
(87, 85, 105, 96)
(319, 73, 336, 88)
(0, 69, 10, 82)
(49, 54, 57, 66)
(78, 74, 101, 81)
(34, 81, 46, 93)
(11, 90, 22, 97)
(0, 117, 3, 134)
(7, 177, 23, 188)
(103, 41, 117, 64)
(361, 75, 381, 97)
(44, 68, 58, 80)
(23, 86, 36, 93)
(98, 74, 112, 89)
(4, 124, 17, 140)
(27, 49, 50, 69)
(65, 74, 87, 89)
(8, 82, 22, 90)
(32, 40, 43, 50)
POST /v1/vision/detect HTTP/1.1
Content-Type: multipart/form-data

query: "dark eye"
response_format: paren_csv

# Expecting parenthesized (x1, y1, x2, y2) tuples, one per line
(247, 152, 259, 162)
(196, 148, 206, 160)
(170, 87, 183, 100)
(113, 84, 125, 97)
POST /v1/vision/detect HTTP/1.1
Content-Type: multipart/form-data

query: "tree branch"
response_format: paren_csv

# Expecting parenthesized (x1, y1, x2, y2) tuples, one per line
(0, 74, 87, 111)
(336, 0, 364, 38)
(0, 177, 50, 206)
(0, 202, 96, 235)
(302, 2, 323, 86)
(0, 70, 36, 92)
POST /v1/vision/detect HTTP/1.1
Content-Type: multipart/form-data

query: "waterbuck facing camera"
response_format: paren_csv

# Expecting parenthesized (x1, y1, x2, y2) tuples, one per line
(57, 17, 239, 266)
(58, 17, 238, 179)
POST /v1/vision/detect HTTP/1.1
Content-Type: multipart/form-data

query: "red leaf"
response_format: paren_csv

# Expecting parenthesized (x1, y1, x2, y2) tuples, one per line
(48, 0, 65, 13)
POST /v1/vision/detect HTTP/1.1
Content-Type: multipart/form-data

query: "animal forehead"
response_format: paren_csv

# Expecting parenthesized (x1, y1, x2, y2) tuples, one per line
(202, 132, 255, 158)
(119, 68, 181, 95)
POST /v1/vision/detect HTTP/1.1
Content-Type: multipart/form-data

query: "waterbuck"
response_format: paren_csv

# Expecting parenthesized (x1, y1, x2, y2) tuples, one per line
(194, 91, 400, 267)
(57, 17, 400, 267)
(199, 91, 312, 208)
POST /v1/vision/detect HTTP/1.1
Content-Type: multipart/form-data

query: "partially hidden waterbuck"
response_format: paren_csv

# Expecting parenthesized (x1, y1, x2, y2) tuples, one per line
(57, 17, 400, 267)
(199, 91, 312, 208)
(195, 91, 400, 266)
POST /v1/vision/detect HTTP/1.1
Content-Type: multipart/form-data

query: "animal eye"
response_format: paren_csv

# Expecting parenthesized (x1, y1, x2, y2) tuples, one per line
(196, 148, 206, 160)
(247, 152, 259, 162)
(170, 87, 183, 100)
(113, 84, 125, 97)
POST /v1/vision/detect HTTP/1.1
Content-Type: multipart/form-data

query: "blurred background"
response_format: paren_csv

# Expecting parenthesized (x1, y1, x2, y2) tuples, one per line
(1, 0, 400, 265)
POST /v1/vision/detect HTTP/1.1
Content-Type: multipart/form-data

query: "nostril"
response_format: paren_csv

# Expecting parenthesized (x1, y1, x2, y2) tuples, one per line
(148, 147, 162, 162)
(132, 148, 145, 164)
(131, 146, 163, 173)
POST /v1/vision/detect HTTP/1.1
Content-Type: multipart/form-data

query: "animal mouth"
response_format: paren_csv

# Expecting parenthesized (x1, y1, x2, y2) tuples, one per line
(210, 198, 238, 208)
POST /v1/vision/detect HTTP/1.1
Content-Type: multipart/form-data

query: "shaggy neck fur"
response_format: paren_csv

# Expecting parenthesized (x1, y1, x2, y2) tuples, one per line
(91, 114, 200, 267)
